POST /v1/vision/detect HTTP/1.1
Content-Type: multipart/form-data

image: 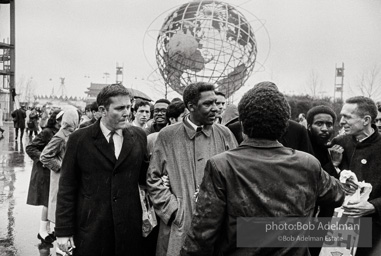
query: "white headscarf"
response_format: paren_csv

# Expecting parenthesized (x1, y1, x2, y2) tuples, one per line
(60, 107, 79, 132)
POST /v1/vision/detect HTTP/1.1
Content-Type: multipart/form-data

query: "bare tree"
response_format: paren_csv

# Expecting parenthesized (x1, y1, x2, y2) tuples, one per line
(147, 71, 174, 100)
(16, 76, 36, 104)
(151, 82, 176, 100)
(306, 69, 320, 98)
(353, 64, 381, 100)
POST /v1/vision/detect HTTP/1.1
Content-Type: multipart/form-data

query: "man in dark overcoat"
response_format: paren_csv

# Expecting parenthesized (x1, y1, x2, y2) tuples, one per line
(11, 104, 27, 140)
(331, 96, 381, 256)
(55, 84, 149, 255)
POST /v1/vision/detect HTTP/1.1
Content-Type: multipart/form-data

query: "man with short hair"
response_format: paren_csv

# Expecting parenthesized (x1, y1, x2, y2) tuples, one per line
(166, 100, 187, 125)
(80, 103, 93, 124)
(147, 82, 237, 255)
(145, 99, 170, 135)
(376, 102, 381, 134)
(298, 113, 308, 128)
(171, 97, 182, 103)
(331, 96, 381, 255)
(55, 84, 148, 255)
(214, 91, 226, 124)
(131, 99, 150, 129)
(181, 83, 345, 255)
(11, 104, 27, 141)
(79, 101, 100, 128)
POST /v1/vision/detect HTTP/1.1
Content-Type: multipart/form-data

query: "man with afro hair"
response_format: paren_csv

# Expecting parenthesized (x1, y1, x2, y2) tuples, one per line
(226, 81, 314, 155)
(181, 83, 345, 255)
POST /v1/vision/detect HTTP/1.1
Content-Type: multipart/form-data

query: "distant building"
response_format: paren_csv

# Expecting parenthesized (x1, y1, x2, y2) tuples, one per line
(34, 95, 86, 110)
(85, 83, 152, 103)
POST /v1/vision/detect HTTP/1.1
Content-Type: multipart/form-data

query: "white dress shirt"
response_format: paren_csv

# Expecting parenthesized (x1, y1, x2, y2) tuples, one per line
(187, 116, 203, 131)
(100, 120, 123, 159)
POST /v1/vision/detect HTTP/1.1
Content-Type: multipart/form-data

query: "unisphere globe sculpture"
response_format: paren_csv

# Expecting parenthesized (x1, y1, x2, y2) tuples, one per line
(156, 0, 257, 97)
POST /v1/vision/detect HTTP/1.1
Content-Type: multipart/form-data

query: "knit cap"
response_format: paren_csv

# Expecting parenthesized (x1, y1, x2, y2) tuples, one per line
(306, 105, 336, 125)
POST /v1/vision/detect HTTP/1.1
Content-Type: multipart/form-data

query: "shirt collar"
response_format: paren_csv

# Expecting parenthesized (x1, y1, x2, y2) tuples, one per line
(183, 116, 212, 139)
(357, 128, 375, 143)
(186, 115, 202, 131)
(240, 138, 284, 148)
(131, 120, 139, 127)
(100, 120, 122, 138)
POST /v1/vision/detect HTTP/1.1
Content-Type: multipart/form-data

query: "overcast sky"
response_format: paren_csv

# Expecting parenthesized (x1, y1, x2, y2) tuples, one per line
(1, 0, 380, 103)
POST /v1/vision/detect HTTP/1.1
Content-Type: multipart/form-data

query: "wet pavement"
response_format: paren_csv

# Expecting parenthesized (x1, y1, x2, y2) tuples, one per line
(0, 122, 56, 256)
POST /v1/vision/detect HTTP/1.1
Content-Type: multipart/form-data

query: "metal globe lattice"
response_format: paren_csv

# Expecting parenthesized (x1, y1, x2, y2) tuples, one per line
(156, 0, 257, 97)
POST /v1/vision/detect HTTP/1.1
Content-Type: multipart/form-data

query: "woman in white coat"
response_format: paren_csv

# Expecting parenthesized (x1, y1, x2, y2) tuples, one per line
(40, 108, 79, 223)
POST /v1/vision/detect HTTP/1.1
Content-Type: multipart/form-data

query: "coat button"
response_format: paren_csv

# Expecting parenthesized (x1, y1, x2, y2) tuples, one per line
(113, 196, 117, 202)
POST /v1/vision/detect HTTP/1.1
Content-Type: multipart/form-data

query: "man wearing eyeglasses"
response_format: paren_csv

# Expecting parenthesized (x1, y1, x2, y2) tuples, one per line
(145, 99, 170, 135)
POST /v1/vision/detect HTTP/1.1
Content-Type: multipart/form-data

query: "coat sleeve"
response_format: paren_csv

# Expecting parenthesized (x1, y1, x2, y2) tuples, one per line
(26, 129, 52, 161)
(146, 132, 178, 225)
(298, 125, 314, 155)
(322, 158, 340, 179)
(226, 121, 243, 144)
(55, 134, 80, 237)
(369, 198, 381, 221)
(180, 159, 226, 256)
(137, 129, 149, 186)
(226, 128, 238, 149)
(316, 166, 345, 207)
(218, 125, 238, 150)
(40, 136, 64, 172)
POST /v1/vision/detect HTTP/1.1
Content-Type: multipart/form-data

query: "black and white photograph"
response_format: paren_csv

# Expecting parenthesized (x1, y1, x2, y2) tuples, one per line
(1, 0, 381, 255)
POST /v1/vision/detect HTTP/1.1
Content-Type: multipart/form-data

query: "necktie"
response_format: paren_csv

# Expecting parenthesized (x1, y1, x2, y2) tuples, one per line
(196, 126, 202, 133)
(109, 131, 115, 154)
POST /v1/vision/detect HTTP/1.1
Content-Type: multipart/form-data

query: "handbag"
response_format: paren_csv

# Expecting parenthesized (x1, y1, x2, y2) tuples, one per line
(138, 185, 157, 237)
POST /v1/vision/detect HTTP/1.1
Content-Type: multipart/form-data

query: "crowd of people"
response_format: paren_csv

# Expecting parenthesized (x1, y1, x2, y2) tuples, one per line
(13, 82, 381, 256)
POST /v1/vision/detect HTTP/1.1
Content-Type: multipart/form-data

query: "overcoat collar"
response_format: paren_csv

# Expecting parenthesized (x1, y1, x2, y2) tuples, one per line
(351, 124, 381, 148)
(183, 117, 212, 139)
(241, 138, 284, 148)
(92, 119, 135, 168)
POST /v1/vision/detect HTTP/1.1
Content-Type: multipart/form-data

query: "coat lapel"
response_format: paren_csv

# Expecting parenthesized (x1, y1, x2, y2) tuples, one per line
(114, 127, 135, 170)
(92, 121, 116, 164)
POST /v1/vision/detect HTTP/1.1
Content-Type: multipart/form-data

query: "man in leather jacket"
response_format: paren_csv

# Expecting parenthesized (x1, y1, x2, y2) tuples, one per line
(181, 82, 345, 256)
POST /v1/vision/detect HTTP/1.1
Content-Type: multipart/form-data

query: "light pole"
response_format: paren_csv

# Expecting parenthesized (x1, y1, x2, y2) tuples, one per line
(103, 72, 110, 84)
